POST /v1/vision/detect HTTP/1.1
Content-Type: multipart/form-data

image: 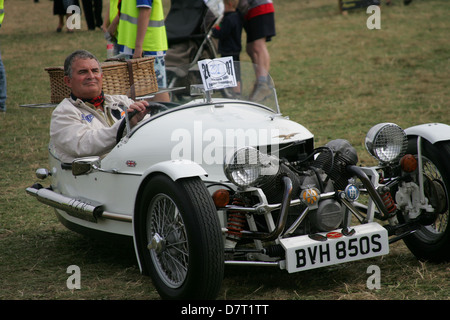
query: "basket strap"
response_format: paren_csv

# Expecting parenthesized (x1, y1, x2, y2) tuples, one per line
(127, 60, 136, 100)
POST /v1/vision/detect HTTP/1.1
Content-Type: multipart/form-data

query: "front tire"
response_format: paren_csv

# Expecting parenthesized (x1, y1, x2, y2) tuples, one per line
(401, 138, 450, 262)
(136, 174, 224, 299)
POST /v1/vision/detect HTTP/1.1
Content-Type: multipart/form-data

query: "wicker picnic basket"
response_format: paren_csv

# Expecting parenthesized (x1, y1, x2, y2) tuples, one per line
(45, 57, 158, 103)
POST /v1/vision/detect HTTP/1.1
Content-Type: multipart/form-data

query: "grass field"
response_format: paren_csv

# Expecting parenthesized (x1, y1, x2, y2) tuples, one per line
(0, 0, 449, 301)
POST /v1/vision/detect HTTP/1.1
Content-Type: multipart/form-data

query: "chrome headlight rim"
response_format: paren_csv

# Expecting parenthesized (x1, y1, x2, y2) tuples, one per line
(224, 147, 279, 188)
(365, 122, 408, 164)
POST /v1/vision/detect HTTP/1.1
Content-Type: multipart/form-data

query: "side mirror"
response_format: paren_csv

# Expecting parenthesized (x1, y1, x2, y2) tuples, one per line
(72, 156, 101, 176)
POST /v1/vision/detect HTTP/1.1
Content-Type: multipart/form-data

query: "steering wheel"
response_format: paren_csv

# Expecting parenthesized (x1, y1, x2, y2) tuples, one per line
(116, 102, 168, 144)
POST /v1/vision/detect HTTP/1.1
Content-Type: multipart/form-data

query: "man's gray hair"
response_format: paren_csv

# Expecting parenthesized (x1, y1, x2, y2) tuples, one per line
(64, 50, 102, 78)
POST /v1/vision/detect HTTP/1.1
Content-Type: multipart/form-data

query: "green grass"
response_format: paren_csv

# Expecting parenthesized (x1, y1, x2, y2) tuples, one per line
(0, 0, 449, 300)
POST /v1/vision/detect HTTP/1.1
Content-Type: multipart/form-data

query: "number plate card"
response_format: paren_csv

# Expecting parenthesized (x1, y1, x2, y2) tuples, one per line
(280, 223, 389, 273)
(198, 57, 237, 91)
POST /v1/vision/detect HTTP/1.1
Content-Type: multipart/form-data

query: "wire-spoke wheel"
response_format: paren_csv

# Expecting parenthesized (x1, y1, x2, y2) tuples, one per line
(402, 138, 450, 262)
(147, 194, 189, 289)
(136, 174, 224, 299)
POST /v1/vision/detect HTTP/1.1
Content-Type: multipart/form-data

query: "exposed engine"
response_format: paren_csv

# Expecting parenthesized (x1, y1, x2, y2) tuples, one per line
(251, 139, 359, 234)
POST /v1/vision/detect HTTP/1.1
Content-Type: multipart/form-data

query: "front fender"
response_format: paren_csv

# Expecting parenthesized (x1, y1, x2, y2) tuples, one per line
(133, 159, 208, 274)
(405, 123, 450, 144)
(140, 159, 208, 182)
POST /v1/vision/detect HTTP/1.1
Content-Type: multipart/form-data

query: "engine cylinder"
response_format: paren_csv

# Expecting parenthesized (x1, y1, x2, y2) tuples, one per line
(255, 163, 301, 204)
(313, 139, 358, 191)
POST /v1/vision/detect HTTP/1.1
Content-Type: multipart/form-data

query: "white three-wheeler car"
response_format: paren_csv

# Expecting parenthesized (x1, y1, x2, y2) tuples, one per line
(27, 59, 450, 299)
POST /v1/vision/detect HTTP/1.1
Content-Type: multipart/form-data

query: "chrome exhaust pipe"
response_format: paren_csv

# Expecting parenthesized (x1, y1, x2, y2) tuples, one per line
(26, 186, 103, 223)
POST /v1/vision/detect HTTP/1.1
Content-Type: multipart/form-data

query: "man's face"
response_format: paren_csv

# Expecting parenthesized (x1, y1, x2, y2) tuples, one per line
(64, 58, 103, 99)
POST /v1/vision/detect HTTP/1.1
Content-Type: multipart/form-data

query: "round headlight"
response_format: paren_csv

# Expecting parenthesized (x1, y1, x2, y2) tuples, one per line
(365, 123, 407, 164)
(224, 147, 278, 188)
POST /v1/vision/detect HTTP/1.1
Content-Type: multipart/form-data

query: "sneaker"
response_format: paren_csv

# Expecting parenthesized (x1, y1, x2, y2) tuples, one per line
(249, 82, 272, 102)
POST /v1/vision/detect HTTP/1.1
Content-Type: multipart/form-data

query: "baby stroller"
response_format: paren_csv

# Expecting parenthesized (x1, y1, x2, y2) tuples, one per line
(164, 0, 224, 97)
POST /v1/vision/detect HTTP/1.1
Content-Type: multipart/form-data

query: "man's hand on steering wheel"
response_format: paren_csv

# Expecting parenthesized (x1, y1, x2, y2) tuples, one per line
(128, 100, 149, 128)
(116, 101, 169, 144)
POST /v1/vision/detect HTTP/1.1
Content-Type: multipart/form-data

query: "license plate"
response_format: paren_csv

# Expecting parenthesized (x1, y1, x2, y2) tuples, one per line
(280, 223, 389, 273)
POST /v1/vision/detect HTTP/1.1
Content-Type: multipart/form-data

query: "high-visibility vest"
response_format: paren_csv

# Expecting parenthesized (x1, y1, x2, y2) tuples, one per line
(109, 0, 119, 24)
(0, 0, 4, 28)
(117, 0, 167, 53)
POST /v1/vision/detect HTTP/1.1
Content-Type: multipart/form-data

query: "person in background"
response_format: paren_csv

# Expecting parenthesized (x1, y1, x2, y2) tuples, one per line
(50, 50, 150, 163)
(212, 0, 243, 95)
(0, 0, 6, 112)
(102, 0, 121, 58)
(116, 0, 169, 102)
(81, 0, 103, 31)
(243, 0, 275, 102)
(386, 0, 413, 4)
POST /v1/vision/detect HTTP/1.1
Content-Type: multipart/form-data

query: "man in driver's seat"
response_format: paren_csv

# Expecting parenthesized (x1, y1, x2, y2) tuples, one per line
(50, 50, 150, 163)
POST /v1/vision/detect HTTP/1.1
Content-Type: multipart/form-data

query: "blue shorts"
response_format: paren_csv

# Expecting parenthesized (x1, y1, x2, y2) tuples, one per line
(119, 46, 167, 88)
(148, 55, 167, 89)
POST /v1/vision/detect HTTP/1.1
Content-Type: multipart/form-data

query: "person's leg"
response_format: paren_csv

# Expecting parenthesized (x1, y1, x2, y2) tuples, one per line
(57, 14, 64, 31)
(244, 12, 275, 101)
(247, 38, 272, 102)
(93, 0, 103, 28)
(152, 55, 170, 102)
(0, 51, 7, 112)
(246, 38, 270, 80)
(81, 0, 95, 30)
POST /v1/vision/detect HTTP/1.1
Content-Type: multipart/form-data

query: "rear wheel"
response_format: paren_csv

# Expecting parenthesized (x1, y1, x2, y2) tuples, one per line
(136, 174, 224, 299)
(401, 138, 450, 262)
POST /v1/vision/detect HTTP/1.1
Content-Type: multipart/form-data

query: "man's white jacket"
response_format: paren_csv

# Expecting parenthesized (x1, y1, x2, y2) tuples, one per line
(50, 94, 134, 163)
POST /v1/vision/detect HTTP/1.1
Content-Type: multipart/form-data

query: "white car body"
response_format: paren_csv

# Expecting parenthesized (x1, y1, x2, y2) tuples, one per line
(44, 99, 312, 238)
(27, 59, 450, 299)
